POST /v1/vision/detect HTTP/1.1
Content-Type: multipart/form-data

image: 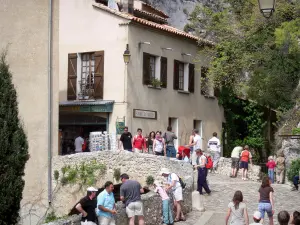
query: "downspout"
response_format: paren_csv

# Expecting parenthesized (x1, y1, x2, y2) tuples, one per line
(48, 0, 53, 204)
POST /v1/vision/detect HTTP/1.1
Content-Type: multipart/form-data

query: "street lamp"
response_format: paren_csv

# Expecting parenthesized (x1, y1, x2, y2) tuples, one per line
(258, 0, 276, 18)
(123, 44, 131, 65)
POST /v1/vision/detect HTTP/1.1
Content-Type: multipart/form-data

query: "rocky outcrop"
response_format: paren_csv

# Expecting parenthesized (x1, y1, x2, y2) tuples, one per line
(216, 157, 261, 181)
(281, 138, 300, 169)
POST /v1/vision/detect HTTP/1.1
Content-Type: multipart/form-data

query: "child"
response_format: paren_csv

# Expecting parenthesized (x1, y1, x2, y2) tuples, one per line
(225, 190, 249, 225)
(153, 181, 173, 225)
(291, 211, 300, 225)
(250, 211, 262, 225)
(266, 156, 276, 183)
(277, 211, 290, 225)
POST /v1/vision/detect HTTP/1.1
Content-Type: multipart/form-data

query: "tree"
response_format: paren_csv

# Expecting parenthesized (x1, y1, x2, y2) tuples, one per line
(0, 52, 29, 224)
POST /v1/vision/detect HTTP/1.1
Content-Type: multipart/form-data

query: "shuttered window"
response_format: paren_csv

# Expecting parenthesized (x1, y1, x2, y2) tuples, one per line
(160, 57, 167, 88)
(188, 64, 195, 93)
(94, 51, 104, 99)
(67, 53, 78, 100)
(201, 66, 209, 95)
(143, 53, 157, 85)
(173, 60, 180, 90)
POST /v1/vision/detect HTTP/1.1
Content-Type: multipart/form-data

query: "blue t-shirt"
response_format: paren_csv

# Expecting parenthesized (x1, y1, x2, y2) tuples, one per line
(97, 189, 115, 218)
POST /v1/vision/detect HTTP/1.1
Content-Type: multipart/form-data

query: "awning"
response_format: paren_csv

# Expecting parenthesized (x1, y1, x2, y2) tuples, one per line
(59, 100, 114, 113)
(59, 114, 106, 125)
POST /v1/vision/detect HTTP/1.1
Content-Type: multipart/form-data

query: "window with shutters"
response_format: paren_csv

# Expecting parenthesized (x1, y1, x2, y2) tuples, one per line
(201, 66, 209, 95)
(174, 60, 193, 92)
(178, 63, 184, 90)
(67, 51, 104, 100)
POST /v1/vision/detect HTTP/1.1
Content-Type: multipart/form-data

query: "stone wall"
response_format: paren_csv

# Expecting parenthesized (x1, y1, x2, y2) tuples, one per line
(51, 151, 193, 216)
(44, 177, 193, 225)
(216, 157, 261, 181)
(281, 138, 300, 169)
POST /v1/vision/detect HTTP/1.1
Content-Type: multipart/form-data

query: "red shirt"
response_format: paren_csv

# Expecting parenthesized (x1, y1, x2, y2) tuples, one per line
(133, 135, 146, 149)
(266, 160, 276, 169)
(178, 146, 191, 159)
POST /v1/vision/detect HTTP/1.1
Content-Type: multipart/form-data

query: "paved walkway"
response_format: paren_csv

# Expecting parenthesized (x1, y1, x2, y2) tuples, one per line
(177, 173, 300, 225)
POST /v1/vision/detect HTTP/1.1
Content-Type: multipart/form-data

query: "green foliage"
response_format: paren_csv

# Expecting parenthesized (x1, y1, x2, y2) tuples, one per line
(146, 175, 154, 186)
(287, 158, 300, 182)
(60, 160, 106, 187)
(45, 211, 57, 223)
(0, 52, 29, 224)
(54, 170, 59, 181)
(113, 168, 121, 182)
(150, 78, 162, 88)
(187, 0, 300, 110)
(292, 128, 300, 135)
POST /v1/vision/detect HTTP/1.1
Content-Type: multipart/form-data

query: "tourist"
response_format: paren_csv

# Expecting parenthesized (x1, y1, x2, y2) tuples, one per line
(120, 173, 145, 225)
(291, 211, 300, 225)
(163, 126, 177, 158)
(225, 190, 249, 225)
(277, 211, 289, 225)
(75, 133, 85, 153)
(275, 151, 285, 184)
(188, 129, 202, 165)
(120, 126, 133, 152)
(240, 145, 253, 180)
(75, 187, 98, 225)
(230, 146, 243, 178)
(160, 168, 185, 222)
(291, 170, 300, 191)
(132, 128, 146, 153)
(188, 132, 194, 159)
(153, 131, 166, 156)
(250, 211, 262, 225)
(177, 145, 190, 162)
(97, 181, 116, 225)
(258, 176, 274, 225)
(266, 156, 276, 183)
(153, 180, 174, 225)
(194, 149, 211, 195)
(207, 132, 221, 173)
(146, 131, 155, 154)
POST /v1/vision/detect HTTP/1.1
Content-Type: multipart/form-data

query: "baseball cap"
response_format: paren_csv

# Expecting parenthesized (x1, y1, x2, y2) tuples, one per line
(87, 187, 98, 192)
(253, 211, 261, 220)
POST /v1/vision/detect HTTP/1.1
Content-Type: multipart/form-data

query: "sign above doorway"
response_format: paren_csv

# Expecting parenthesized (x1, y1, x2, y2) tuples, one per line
(133, 109, 157, 120)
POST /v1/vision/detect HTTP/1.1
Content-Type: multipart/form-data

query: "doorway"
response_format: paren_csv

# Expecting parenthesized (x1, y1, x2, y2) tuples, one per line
(168, 117, 178, 149)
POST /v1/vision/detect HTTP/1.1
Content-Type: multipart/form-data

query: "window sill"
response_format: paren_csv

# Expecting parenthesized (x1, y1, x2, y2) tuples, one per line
(203, 95, 216, 99)
(177, 90, 190, 95)
(147, 85, 162, 90)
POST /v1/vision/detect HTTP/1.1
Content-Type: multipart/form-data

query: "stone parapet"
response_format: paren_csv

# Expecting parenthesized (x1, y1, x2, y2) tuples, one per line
(216, 157, 261, 181)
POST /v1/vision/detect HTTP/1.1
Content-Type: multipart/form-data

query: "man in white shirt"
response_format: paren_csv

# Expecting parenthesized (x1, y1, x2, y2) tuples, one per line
(75, 135, 84, 153)
(187, 129, 202, 166)
(207, 132, 221, 173)
(230, 146, 243, 178)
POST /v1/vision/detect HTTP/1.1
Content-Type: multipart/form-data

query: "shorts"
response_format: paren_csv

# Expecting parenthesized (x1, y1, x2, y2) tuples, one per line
(98, 216, 116, 225)
(134, 148, 143, 153)
(231, 157, 239, 168)
(124, 149, 132, 152)
(81, 221, 97, 225)
(258, 202, 273, 219)
(240, 161, 248, 169)
(173, 187, 183, 201)
(126, 201, 144, 218)
(155, 151, 164, 156)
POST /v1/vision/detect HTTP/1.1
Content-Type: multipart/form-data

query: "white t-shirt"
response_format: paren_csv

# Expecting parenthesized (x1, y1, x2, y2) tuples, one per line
(193, 135, 202, 151)
(75, 136, 84, 153)
(207, 137, 221, 152)
(167, 173, 181, 189)
(231, 146, 243, 158)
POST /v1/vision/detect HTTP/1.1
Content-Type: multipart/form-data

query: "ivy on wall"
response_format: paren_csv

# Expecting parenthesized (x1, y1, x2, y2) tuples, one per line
(220, 87, 266, 163)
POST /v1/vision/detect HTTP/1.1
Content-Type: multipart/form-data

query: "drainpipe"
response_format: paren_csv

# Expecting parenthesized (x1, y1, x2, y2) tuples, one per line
(48, 0, 53, 204)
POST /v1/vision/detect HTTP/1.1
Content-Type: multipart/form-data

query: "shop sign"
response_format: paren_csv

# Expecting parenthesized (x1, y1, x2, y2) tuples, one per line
(60, 105, 113, 113)
(133, 109, 157, 120)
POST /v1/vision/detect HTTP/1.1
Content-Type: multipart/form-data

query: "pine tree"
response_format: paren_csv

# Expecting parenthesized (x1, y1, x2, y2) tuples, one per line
(0, 52, 29, 224)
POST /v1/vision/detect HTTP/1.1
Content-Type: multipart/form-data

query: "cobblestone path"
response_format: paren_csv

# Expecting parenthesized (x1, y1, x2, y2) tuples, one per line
(177, 173, 300, 225)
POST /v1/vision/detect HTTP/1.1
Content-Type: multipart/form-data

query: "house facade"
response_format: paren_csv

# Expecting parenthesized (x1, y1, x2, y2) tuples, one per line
(59, 0, 224, 152)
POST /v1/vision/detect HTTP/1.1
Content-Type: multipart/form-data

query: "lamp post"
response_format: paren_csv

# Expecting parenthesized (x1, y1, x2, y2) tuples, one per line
(258, 0, 276, 18)
(123, 44, 131, 65)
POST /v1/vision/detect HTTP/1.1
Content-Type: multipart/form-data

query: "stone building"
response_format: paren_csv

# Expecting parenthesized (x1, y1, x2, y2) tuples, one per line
(0, 0, 224, 224)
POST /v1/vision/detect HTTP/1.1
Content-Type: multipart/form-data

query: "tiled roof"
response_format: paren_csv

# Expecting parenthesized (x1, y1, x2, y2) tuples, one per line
(59, 100, 114, 106)
(140, 1, 169, 18)
(133, 8, 167, 23)
(92, 3, 214, 46)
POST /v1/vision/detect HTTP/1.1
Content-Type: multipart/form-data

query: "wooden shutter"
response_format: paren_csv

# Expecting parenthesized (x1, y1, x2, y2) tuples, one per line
(188, 64, 195, 93)
(143, 53, 151, 85)
(67, 53, 77, 100)
(201, 66, 208, 95)
(94, 51, 104, 99)
(160, 57, 167, 88)
(173, 60, 179, 90)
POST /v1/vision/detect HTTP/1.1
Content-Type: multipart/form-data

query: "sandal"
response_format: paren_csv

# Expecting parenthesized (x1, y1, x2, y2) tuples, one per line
(180, 216, 186, 221)
(174, 218, 180, 222)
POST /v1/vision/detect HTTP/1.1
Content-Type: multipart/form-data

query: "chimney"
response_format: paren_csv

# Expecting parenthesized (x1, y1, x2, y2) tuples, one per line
(122, 0, 134, 14)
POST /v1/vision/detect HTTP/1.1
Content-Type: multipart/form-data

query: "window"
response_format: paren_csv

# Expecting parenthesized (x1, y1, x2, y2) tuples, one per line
(67, 51, 104, 100)
(201, 66, 209, 95)
(174, 61, 194, 92)
(143, 53, 167, 88)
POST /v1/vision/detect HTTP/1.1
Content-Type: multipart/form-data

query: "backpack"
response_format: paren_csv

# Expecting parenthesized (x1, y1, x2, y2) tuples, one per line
(178, 176, 186, 189)
(205, 156, 213, 169)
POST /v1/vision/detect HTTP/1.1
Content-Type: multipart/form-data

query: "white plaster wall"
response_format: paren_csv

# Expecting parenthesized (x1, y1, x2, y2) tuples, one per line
(126, 25, 224, 147)
(0, 0, 59, 224)
(59, 0, 130, 132)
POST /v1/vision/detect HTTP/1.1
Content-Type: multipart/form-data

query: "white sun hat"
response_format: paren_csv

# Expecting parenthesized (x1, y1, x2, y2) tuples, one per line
(87, 186, 98, 192)
(160, 168, 171, 175)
